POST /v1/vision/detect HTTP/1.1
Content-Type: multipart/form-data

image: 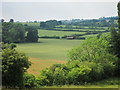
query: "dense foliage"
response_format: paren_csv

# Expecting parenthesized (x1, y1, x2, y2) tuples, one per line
(2, 43, 31, 88)
(2, 22, 38, 43)
(40, 20, 62, 29)
(22, 34, 119, 88)
(2, 22, 25, 43)
(109, 2, 120, 76)
(25, 26, 38, 42)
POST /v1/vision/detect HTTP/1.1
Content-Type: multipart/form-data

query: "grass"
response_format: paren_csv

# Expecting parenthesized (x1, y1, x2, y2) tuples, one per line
(54, 28, 106, 31)
(16, 22, 40, 27)
(16, 39, 82, 60)
(81, 34, 98, 38)
(16, 39, 83, 76)
(39, 77, 120, 88)
(38, 29, 86, 37)
(40, 85, 119, 88)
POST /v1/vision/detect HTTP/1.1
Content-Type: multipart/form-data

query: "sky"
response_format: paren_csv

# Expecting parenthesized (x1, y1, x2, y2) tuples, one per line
(1, 0, 119, 22)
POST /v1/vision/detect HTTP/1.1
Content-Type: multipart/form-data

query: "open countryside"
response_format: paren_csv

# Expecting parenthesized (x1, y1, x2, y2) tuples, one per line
(1, 1, 120, 89)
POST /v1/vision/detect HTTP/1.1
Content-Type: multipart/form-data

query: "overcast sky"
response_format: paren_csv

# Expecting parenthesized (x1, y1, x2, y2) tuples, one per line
(1, 0, 119, 22)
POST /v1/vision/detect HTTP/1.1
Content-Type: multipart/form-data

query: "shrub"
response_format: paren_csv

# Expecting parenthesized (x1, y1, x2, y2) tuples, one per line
(24, 73, 36, 88)
(86, 62, 104, 82)
(67, 36, 113, 63)
(2, 43, 31, 88)
(37, 68, 54, 86)
(67, 65, 91, 85)
(53, 68, 66, 85)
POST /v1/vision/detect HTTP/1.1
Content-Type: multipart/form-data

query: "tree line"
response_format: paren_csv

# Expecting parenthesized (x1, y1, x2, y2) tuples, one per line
(40, 20, 62, 29)
(2, 21, 38, 43)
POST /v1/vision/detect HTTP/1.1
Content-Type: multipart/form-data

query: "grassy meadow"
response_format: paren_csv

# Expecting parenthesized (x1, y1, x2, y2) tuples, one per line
(38, 29, 86, 37)
(16, 39, 83, 76)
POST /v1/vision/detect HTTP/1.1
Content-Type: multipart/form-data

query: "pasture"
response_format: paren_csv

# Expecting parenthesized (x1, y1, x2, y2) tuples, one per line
(16, 39, 83, 76)
(38, 29, 86, 37)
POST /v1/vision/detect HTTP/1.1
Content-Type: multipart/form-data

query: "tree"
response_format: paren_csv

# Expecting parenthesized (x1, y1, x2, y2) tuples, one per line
(0, 19, 4, 22)
(25, 26, 38, 42)
(68, 35, 118, 63)
(110, 26, 119, 56)
(2, 23, 25, 43)
(2, 22, 14, 43)
(2, 43, 31, 88)
(40, 20, 62, 29)
(40, 22, 46, 28)
(118, 2, 120, 33)
(110, 2, 120, 58)
(9, 19, 14, 23)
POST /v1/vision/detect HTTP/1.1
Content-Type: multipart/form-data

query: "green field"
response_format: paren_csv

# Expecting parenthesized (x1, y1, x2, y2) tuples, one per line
(16, 22, 40, 27)
(38, 29, 86, 37)
(16, 39, 83, 75)
(17, 39, 82, 60)
(81, 34, 98, 38)
(54, 28, 107, 31)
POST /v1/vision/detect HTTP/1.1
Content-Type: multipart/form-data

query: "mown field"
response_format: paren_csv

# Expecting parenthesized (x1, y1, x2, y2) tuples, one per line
(38, 29, 86, 37)
(16, 39, 83, 76)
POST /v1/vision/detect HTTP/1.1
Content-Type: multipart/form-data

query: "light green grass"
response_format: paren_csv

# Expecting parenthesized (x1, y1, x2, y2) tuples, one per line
(54, 28, 106, 31)
(38, 29, 86, 37)
(16, 39, 83, 75)
(16, 22, 40, 26)
(16, 39, 83, 61)
(81, 34, 98, 38)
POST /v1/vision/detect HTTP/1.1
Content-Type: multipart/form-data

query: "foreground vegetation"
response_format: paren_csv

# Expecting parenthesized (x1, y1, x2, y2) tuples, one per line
(2, 32, 120, 88)
(39, 77, 120, 88)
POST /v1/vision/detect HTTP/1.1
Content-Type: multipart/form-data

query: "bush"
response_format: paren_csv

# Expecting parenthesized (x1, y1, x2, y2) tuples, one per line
(37, 68, 54, 86)
(67, 65, 91, 85)
(67, 36, 113, 63)
(86, 62, 104, 82)
(24, 73, 36, 88)
(53, 68, 66, 85)
(66, 61, 104, 84)
(2, 43, 31, 88)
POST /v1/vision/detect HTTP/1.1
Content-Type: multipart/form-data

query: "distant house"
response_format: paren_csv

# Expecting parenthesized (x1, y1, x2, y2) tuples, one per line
(66, 37, 74, 39)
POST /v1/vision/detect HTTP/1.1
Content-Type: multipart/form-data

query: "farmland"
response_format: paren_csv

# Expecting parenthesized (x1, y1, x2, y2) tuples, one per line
(16, 39, 83, 75)
(16, 21, 114, 76)
(16, 20, 116, 76)
(38, 29, 86, 37)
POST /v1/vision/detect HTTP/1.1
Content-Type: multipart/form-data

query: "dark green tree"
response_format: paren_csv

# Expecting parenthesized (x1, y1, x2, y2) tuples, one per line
(0, 19, 4, 22)
(110, 2, 120, 58)
(2, 22, 13, 43)
(40, 22, 46, 28)
(118, 2, 120, 32)
(110, 2, 120, 76)
(25, 26, 38, 42)
(2, 23, 25, 43)
(40, 20, 62, 29)
(9, 19, 14, 23)
(2, 43, 31, 88)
